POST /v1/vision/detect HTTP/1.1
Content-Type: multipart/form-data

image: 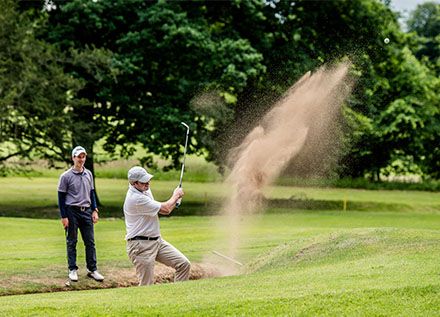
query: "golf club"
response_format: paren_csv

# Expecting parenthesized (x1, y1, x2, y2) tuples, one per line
(211, 250, 243, 266)
(176, 122, 189, 208)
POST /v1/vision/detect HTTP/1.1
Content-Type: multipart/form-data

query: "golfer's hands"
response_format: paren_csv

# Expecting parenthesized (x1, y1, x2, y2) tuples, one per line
(61, 217, 69, 229)
(159, 188, 185, 215)
(92, 209, 99, 224)
(174, 187, 184, 199)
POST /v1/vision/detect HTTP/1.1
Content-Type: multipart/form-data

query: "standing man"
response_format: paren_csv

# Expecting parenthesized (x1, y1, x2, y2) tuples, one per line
(124, 166, 191, 286)
(58, 146, 104, 282)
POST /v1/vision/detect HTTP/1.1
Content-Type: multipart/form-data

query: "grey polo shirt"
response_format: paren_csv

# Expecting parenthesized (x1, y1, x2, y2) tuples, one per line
(58, 167, 94, 207)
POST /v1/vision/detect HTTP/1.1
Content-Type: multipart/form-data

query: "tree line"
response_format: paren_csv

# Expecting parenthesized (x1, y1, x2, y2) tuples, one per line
(1, 0, 439, 181)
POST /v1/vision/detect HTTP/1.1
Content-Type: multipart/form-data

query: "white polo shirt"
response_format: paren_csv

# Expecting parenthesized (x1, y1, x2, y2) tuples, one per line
(124, 184, 162, 240)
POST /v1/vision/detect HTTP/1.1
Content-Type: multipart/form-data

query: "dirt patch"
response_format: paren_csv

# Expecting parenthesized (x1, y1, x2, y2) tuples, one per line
(104, 262, 223, 286)
(0, 263, 225, 296)
(154, 262, 224, 284)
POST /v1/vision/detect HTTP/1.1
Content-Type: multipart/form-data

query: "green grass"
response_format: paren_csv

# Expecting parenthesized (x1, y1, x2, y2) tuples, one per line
(1, 177, 440, 315)
(1, 177, 439, 218)
(5, 152, 440, 191)
(268, 186, 440, 208)
(1, 212, 440, 315)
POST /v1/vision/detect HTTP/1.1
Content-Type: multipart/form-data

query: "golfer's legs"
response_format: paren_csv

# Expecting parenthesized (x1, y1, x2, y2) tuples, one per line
(78, 210, 97, 272)
(127, 240, 158, 286)
(156, 239, 191, 282)
(66, 207, 79, 271)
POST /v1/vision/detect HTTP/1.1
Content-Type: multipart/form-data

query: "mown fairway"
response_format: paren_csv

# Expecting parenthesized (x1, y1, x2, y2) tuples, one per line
(1, 178, 440, 315)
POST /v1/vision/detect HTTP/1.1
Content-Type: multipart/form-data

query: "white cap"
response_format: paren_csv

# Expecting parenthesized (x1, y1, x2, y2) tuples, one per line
(72, 146, 87, 157)
(128, 166, 153, 183)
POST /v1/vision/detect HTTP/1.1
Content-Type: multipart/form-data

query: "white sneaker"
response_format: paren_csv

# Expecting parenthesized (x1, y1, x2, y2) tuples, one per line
(87, 270, 104, 282)
(68, 270, 78, 282)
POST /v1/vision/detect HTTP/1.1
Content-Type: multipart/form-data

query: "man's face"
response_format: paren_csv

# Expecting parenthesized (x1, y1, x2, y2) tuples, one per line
(72, 153, 86, 169)
(133, 180, 150, 192)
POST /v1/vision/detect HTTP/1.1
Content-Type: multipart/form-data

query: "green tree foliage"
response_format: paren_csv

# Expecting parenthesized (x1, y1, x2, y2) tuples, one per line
(62, 45, 115, 179)
(329, 2, 440, 179)
(0, 0, 80, 166)
(406, 1, 440, 74)
(405, 1, 440, 178)
(201, 0, 402, 172)
(45, 0, 266, 170)
(197, 0, 440, 179)
(344, 46, 440, 179)
(17, 1, 120, 178)
(6, 0, 440, 181)
(1, 1, 113, 203)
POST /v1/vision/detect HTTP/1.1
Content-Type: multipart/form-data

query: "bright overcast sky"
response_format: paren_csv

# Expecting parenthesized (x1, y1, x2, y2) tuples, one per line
(391, 0, 439, 16)
(390, 0, 439, 29)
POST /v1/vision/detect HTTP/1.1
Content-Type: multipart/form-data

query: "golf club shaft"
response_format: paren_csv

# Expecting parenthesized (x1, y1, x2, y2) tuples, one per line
(176, 122, 189, 207)
(179, 128, 189, 186)
(212, 250, 243, 266)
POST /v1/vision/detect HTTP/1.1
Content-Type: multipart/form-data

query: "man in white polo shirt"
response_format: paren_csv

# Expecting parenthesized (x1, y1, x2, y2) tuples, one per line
(124, 166, 190, 286)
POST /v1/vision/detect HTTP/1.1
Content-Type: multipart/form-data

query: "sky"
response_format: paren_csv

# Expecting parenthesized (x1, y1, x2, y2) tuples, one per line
(391, 0, 439, 17)
(390, 0, 439, 29)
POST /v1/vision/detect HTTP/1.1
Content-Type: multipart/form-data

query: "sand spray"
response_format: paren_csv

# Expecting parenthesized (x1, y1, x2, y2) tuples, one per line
(206, 62, 353, 274)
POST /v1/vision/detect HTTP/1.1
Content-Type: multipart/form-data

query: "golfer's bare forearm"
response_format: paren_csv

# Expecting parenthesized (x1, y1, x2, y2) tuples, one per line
(159, 200, 177, 215)
(159, 195, 182, 215)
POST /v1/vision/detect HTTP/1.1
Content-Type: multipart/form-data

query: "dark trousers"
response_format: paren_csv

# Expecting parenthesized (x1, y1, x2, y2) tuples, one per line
(66, 206, 97, 271)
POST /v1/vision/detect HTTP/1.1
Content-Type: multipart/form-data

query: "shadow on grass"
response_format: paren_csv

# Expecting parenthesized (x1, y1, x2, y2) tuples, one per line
(0, 202, 223, 219)
(0, 205, 60, 219)
(1, 197, 438, 219)
(267, 199, 415, 212)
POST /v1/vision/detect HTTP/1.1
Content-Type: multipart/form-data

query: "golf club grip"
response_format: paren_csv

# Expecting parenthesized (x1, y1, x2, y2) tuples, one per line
(176, 197, 182, 208)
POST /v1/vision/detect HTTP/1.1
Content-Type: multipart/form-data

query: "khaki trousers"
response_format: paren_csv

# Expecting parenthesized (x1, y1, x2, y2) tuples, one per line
(127, 238, 191, 286)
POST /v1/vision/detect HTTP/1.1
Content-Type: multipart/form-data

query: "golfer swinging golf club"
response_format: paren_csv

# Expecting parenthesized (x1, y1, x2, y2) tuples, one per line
(124, 166, 190, 286)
